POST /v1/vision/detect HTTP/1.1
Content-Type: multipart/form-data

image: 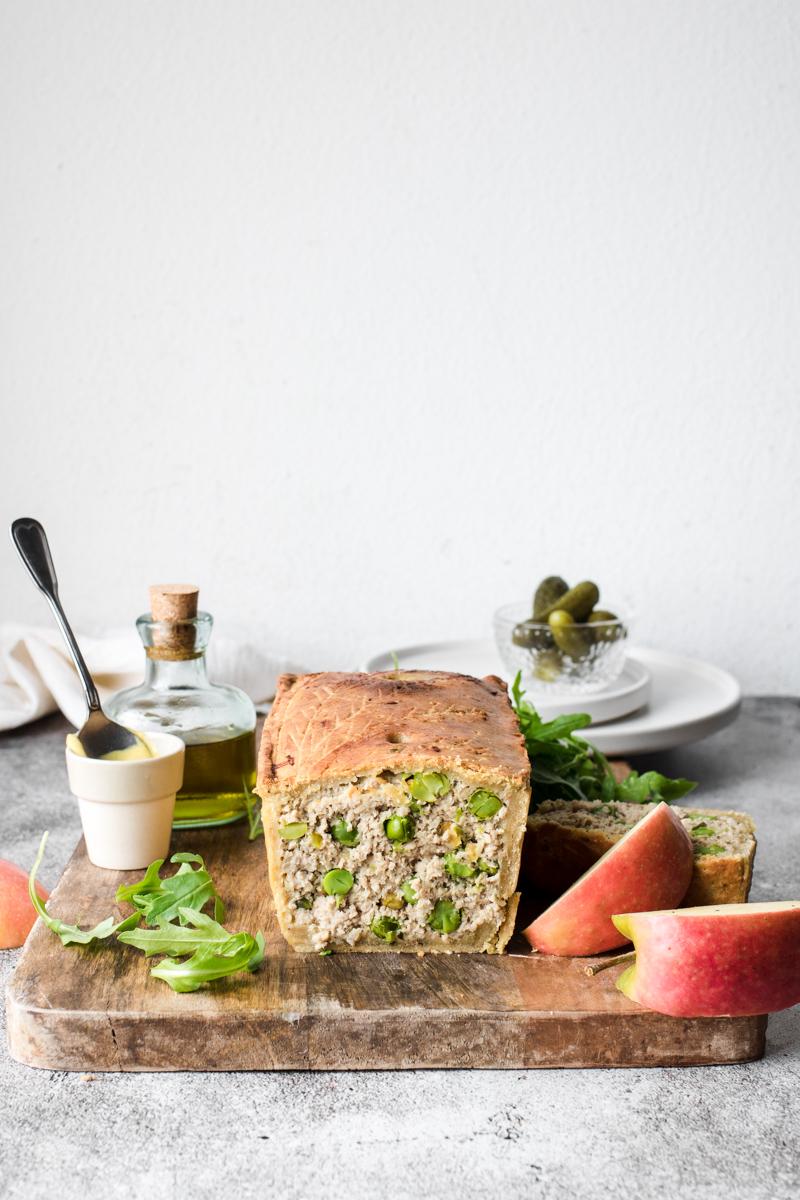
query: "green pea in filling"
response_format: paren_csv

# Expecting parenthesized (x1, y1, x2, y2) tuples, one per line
(428, 899, 462, 934)
(444, 852, 476, 881)
(371, 915, 402, 943)
(384, 814, 415, 843)
(279, 822, 308, 840)
(406, 771, 451, 804)
(467, 790, 502, 821)
(321, 869, 354, 896)
(330, 818, 360, 847)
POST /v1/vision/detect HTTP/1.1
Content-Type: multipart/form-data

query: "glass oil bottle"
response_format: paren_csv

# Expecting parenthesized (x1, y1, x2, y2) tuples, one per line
(107, 584, 256, 828)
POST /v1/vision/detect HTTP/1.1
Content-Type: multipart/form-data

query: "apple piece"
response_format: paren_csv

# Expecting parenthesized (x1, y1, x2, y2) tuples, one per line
(0, 857, 49, 949)
(613, 901, 800, 1017)
(522, 801, 693, 955)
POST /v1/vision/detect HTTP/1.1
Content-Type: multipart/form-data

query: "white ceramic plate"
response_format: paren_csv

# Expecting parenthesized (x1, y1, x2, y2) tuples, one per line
(362, 641, 741, 756)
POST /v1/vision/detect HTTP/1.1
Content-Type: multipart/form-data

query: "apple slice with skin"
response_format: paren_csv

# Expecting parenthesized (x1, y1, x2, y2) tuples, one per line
(613, 902, 800, 1017)
(523, 801, 693, 955)
(0, 857, 49, 949)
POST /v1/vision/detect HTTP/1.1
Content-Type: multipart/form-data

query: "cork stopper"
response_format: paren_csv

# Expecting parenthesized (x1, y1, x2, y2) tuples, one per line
(148, 584, 200, 659)
(149, 584, 199, 622)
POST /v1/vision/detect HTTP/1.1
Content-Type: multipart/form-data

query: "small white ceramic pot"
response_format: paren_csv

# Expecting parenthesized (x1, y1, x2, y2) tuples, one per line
(65, 731, 185, 870)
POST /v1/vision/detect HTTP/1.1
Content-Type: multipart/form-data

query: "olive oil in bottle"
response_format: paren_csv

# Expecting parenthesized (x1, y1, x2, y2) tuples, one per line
(107, 584, 257, 828)
(177, 729, 257, 826)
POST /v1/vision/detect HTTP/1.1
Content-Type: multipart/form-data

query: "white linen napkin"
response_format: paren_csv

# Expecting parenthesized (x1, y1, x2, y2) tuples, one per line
(0, 624, 295, 732)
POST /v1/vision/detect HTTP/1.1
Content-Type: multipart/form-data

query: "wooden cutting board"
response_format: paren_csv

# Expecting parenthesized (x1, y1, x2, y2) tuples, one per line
(6, 826, 767, 1071)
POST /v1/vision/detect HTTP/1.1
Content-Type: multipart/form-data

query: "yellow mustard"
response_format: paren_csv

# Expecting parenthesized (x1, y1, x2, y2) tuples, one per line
(66, 732, 155, 761)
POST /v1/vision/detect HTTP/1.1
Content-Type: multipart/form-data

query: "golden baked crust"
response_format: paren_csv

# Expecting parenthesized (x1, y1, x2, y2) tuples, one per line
(258, 670, 530, 954)
(258, 670, 530, 795)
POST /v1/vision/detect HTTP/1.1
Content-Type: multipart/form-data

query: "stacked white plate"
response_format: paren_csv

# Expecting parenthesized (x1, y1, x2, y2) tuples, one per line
(363, 642, 741, 756)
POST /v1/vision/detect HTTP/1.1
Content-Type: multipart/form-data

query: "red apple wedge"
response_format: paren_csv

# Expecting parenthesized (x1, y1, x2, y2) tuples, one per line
(612, 901, 800, 1017)
(522, 801, 693, 955)
(0, 857, 49, 949)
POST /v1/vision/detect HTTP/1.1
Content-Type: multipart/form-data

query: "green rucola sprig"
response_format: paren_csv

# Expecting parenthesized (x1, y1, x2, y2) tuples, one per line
(28, 832, 141, 946)
(28, 834, 264, 994)
(510, 672, 696, 809)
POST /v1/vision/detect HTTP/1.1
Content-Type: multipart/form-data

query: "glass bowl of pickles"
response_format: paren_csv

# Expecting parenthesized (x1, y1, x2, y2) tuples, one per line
(494, 576, 629, 694)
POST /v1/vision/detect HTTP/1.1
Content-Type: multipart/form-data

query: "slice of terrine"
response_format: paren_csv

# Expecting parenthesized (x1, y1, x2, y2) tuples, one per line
(256, 670, 531, 953)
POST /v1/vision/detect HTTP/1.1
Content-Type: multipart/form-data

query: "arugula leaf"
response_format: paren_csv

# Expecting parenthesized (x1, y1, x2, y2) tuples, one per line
(119, 907, 260, 958)
(650, 775, 698, 802)
(115, 859, 164, 905)
(150, 932, 265, 993)
(28, 832, 141, 947)
(529, 761, 588, 798)
(116, 853, 225, 926)
(28, 834, 264, 994)
(614, 771, 697, 805)
(510, 672, 697, 810)
(121, 907, 266, 994)
(243, 781, 263, 841)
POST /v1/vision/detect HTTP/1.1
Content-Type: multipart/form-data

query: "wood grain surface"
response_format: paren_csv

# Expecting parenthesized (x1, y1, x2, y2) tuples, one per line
(6, 827, 767, 1071)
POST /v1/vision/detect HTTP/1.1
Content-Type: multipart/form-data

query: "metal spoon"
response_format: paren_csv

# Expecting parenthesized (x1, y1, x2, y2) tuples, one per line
(10, 517, 147, 759)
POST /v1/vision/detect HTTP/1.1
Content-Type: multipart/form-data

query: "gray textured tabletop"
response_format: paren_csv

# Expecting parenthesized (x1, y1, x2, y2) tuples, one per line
(1, 702, 799, 1200)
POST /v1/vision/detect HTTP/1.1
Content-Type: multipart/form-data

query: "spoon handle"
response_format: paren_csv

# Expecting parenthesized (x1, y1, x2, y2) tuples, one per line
(10, 518, 101, 714)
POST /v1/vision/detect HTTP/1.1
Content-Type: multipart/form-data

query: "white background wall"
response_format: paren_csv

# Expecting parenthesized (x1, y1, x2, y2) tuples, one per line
(1, 1, 799, 692)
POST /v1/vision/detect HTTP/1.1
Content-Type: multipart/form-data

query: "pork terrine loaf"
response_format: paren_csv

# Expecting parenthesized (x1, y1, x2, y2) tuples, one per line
(256, 670, 531, 953)
(523, 799, 756, 906)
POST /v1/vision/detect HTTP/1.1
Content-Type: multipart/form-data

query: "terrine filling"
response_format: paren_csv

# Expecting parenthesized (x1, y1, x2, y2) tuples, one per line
(275, 771, 512, 951)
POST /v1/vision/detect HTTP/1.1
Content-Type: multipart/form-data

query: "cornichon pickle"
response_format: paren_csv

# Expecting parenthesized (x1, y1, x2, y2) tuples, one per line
(540, 580, 599, 622)
(532, 575, 569, 621)
(548, 610, 592, 659)
(588, 609, 621, 643)
(512, 622, 555, 650)
(533, 647, 563, 681)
